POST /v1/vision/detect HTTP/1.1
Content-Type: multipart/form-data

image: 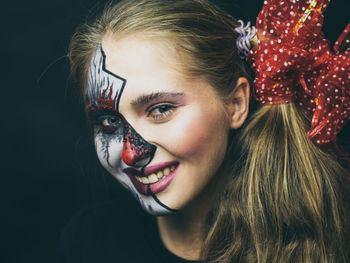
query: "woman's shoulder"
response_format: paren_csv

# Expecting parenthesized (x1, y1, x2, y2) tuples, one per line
(57, 197, 150, 263)
(57, 197, 201, 263)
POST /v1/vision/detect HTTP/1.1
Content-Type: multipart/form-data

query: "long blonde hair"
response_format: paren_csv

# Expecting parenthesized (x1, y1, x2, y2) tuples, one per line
(203, 103, 350, 262)
(68, 0, 350, 262)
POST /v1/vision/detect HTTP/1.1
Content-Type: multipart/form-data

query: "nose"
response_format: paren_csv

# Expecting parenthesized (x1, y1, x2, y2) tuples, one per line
(121, 119, 156, 168)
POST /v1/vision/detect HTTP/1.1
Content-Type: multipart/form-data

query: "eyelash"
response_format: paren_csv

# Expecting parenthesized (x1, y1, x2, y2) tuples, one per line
(94, 114, 123, 135)
(146, 104, 176, 121)
(90, 102, 176, 131)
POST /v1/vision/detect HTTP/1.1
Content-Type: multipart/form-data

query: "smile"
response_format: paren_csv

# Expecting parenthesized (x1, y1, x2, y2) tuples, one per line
(135, 165, 176, 184)
(124, 161, 179, 195)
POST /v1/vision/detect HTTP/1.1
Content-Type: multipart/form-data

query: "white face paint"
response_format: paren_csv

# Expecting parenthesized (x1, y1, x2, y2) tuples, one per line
(86, 45, 177, 215)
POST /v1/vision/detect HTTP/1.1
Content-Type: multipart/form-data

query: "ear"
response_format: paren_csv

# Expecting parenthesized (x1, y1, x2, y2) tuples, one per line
(226, 77, 250, 129)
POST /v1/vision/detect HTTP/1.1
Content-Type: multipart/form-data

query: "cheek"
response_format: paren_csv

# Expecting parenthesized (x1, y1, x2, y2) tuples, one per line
(95, 134, 124, 168)
(159, 107, 228, 160)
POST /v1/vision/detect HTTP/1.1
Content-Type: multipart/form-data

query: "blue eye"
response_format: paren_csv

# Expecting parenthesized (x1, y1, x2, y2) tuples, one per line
(147, 104, 175, 121)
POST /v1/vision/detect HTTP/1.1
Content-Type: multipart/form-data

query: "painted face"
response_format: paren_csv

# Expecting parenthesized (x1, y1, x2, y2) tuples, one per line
(87, 36, 231, 215)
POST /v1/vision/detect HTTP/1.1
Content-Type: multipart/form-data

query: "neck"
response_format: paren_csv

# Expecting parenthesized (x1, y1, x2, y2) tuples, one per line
(156, 180, 218, 261)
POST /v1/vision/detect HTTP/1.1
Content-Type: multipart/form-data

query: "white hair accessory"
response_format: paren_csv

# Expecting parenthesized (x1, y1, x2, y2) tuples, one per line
(234, 20, 256, 59)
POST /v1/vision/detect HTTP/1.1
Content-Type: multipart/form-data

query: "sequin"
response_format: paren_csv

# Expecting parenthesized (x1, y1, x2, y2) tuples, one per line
(248, 0, 350, 145)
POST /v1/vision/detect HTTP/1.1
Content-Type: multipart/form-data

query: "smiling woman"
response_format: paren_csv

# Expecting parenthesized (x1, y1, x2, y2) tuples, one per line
(101, 35, 237, 213)
(83, 36, 244, 217)
(60, 0, 350, 262)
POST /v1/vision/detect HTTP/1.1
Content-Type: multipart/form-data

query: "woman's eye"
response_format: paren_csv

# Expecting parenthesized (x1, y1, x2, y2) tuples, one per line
(147, 104, 175, 121)
(96, 115, 122, 134)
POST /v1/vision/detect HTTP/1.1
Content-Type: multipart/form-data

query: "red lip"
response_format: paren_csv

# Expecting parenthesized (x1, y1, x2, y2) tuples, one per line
(123, 161, 179, 195)
(144, 161, 178, 175)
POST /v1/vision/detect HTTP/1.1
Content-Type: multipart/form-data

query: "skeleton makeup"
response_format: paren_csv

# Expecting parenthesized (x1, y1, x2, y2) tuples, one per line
(86, 45, 178, 215)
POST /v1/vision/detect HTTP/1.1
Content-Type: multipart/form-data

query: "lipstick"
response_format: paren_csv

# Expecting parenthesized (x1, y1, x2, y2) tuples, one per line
(123, 161, 179, 195)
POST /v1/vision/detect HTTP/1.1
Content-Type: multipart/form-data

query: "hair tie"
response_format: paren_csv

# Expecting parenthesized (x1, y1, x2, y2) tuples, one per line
(235, 20, 257, 59)
(248, 0, 350, 145)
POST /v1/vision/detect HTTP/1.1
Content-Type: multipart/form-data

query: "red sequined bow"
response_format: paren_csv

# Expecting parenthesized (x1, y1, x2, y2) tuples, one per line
(248, 0, 350, 145)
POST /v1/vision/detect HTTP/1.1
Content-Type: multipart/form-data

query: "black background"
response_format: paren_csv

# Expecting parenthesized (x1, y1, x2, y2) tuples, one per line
(2, 0, 349, 262)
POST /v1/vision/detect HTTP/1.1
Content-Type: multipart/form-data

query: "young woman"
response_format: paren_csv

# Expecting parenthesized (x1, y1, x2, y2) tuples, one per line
(58, 0, 350, 262)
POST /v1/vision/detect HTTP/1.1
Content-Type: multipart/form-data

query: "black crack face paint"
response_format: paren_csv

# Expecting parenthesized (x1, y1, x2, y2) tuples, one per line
(86, 45, 177, 215)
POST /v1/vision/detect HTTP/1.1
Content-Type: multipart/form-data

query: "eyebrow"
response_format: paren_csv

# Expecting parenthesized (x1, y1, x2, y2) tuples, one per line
(130, 92, 184, 107)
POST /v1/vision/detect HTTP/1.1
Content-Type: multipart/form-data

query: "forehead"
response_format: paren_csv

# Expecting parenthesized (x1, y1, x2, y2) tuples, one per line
(101, 36, 187, 95)
(88, 36, 216, 112)
(102, 35, 177, 73)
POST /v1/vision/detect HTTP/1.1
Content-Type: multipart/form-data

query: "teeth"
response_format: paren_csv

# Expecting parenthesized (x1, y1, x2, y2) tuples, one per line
(149, 174, 158, 183)
(157, 171, 164, 179)
(134, 164, 177, 185)
(163, 167, 170, 176)
(135, 176, 142, 183)
(141, 177, 149, 184)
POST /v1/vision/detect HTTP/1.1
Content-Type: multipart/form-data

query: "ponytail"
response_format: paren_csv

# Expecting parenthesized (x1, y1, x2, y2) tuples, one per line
(203, 103, 350, 263)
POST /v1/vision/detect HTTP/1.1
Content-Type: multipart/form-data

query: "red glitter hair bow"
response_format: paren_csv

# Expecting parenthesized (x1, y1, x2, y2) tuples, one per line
(248, 0, 350, 145)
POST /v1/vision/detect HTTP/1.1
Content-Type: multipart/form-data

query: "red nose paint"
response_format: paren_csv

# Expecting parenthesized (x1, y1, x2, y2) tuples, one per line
(121, 119, 155, 166)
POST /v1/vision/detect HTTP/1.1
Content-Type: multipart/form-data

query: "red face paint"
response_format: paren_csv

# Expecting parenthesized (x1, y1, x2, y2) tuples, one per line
(87, 85, 119, 114)
(121, 116, 156, 167)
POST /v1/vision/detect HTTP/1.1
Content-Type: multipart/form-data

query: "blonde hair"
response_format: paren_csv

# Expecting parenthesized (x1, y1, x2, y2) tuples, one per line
(203, 104, 350, 262)
(68, 0, 350, 262)
(69, 0, 252, 102)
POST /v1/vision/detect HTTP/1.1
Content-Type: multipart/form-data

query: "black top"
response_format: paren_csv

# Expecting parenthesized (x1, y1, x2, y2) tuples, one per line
(57, 198, 200, 263)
